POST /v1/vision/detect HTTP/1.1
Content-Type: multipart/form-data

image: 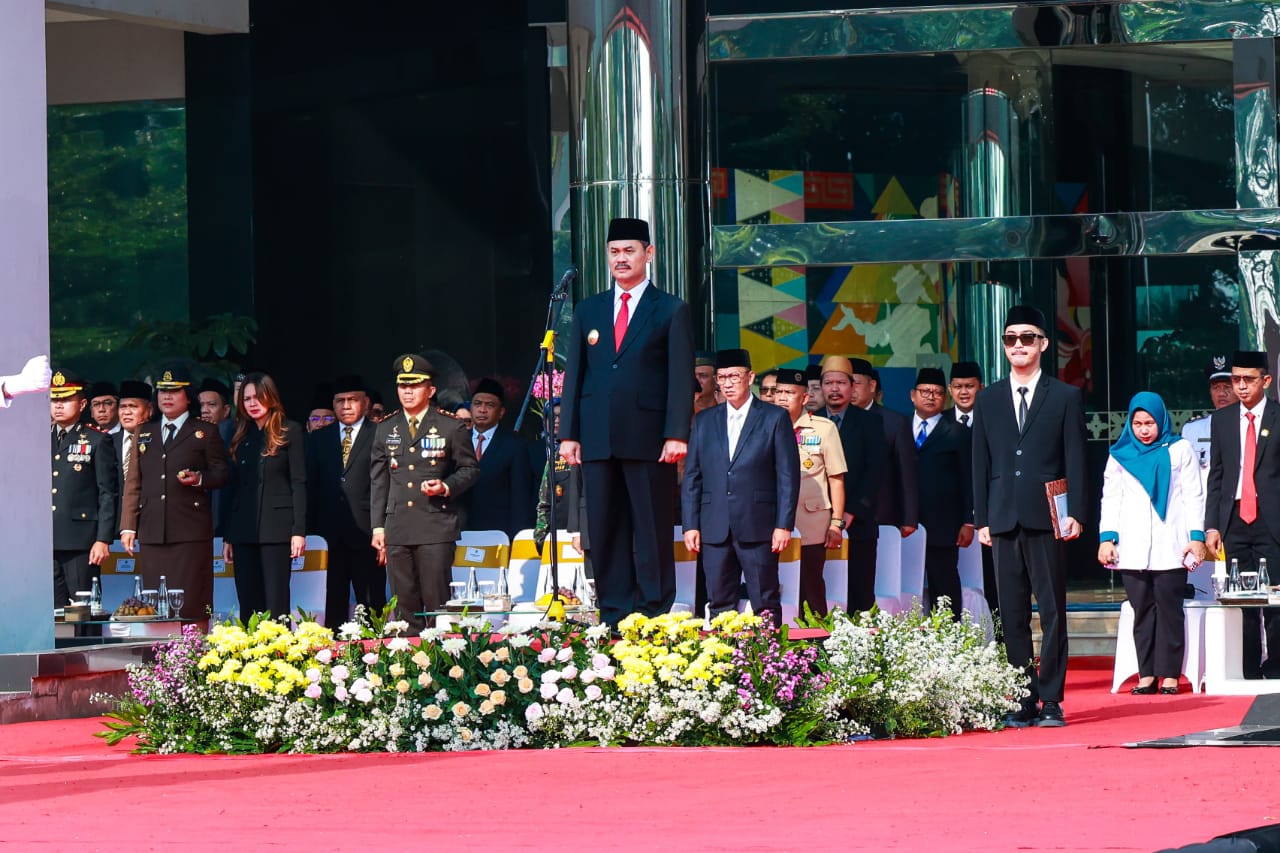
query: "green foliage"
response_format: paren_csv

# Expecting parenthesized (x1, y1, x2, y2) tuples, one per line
(126, 312, 258, 383)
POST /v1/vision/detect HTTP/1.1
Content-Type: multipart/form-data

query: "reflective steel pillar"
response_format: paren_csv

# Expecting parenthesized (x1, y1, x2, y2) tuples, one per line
(1233, 38, 1280, 356)
(567, 1, 700, 301)
(958, 65, 1020, 381)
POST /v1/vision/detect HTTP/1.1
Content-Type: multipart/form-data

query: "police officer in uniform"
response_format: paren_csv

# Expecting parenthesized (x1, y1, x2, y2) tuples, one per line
(772, 368, 846, 618)
(1182, 354, 1236, 476)
(120, 366, 229, 623)
(371, 354, 479, 631)
(50, 370, 119, 607)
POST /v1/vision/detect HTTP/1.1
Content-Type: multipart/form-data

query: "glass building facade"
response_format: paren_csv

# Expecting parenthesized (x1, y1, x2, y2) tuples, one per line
(687, 1, 1280, 587)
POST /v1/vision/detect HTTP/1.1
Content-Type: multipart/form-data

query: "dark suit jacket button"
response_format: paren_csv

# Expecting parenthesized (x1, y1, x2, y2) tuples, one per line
(339, 476, 346, 483)
(612, 364, 618, 370)
(1016, 449, 1022, 456)
(1015, 471, 1021, 477)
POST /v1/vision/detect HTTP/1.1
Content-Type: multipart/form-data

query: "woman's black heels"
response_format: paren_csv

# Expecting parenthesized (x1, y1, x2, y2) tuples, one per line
(1131, 681, 1157, 695)
(1159, 681, 1180, 695)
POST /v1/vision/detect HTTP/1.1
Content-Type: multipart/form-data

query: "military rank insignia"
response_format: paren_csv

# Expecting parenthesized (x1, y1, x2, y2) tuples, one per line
(138, 433, 152, 454)
(803, 458, 814, 470)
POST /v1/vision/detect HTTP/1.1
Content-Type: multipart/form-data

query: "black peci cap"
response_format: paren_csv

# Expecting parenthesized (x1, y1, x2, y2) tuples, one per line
(915, 367, 947, 388)
(473, 377, 505, 405)
(950, 361, 982, 382)
(606, 217, 650, 243)
(715, 348, 752, 371)
(1005, 304, 1047, 332)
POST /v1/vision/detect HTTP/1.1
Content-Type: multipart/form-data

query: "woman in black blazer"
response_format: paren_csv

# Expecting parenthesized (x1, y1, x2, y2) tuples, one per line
(221, 372, 307, 619)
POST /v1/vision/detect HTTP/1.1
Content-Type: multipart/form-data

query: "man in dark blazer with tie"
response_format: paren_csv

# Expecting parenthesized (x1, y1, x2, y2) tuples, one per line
(307, 374, 384, 629)
(910, 367, 972, 621)
(946, 360, 999, 621)
(120, 366, 229, 624)
(50, 370, 118, 607)
(816, 355, 885, 611)
(1204, 349, 1280, 678)
(856, 361, 919, 539)
(973, 305, 1087, 727)
(683, 349, 799, 624)
(462, 377, 532, 539)
(559, 217, 695, 628)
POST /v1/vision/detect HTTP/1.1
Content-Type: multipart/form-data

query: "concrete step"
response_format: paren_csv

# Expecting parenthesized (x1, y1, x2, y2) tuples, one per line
(1032, 609, 1120, 657)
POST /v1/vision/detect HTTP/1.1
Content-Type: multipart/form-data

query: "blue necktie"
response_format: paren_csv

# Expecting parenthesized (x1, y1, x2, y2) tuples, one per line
(915, 422, 927, 449)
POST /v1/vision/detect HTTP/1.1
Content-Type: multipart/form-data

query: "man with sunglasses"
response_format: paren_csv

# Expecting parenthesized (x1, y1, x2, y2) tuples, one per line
(1204, 350, 1280, 678)
(972, 305, 1087, 727)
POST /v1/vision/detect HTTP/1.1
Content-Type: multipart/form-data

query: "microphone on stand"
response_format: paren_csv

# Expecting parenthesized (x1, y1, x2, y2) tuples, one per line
(553, 266, 578, 299)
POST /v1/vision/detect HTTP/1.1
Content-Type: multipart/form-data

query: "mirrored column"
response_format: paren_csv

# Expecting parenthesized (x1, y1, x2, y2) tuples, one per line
(1234, 38, 1280, 356)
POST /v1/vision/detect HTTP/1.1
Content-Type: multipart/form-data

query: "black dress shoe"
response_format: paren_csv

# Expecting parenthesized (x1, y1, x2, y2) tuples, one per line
(1036, 701, 1067, 727)
(1159, 685, 1179, 695)
(1131, 683, 1157, 695)
(1002, 704, 1039, 728)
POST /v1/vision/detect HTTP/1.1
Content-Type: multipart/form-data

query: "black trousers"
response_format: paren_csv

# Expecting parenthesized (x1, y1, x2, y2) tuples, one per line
(981, 542, 1000, 625)
(847, 535, 879, 612)
(232, 542, 292, 620)
(703, 535, 781, 626)
(1119, 568, 1187, 680)
(992, 527, 1068, 705)
(923, 544, 963, 621)
(386, 542, 453, 633)
(798, 542, 829, 619)
(53, 549, 98, 608)
(582, 458, 677, 628)
(324, 543, 386, 630)
(693, 549, 708, 620)
(1223, 501, 1280, 678)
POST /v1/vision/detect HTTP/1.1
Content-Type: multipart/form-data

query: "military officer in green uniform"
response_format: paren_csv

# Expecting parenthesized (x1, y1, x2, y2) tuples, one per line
(50, 370, 119, 607)
(371, 354, 480, 630)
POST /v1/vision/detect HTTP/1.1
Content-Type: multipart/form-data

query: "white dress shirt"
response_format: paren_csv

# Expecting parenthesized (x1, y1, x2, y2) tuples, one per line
(1236, 398, 1267, 500)
(161, 410, 190, 440)
(727, 395, 752, 459)
(474, 425, 497, 456)
(911, 412, 941, 444)
(1009, 368, 1042, 413)
(953, 408, 973, 426)
(340, 417, 366, 448)
(613, 279, 651, 324)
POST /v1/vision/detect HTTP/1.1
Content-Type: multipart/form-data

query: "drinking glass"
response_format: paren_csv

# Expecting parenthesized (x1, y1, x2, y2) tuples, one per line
(448, 581, 466, 604)
(142, 589, 158, 611)
(168, 588, 185, 619)
(1241, 571, 1260, 592)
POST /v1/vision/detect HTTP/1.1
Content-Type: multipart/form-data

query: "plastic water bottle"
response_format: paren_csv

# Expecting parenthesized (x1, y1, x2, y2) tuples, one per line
(496, 566, 509, 597)
(90, 577, 102, 615)
(1261, 558, 1272, 593)
(1229, 558, 1241, 593)
(133, 574, 144, 600)
(157, 575, 170, 618)
(464, 566, 479, 602)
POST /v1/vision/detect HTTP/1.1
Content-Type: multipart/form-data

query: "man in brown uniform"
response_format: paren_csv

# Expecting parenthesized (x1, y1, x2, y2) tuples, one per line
(773, 369, 846, 617)
(120, 366, 229, 623)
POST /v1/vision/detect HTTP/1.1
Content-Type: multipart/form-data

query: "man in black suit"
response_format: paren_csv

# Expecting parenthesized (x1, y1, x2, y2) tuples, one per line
(683, 349, 799, 624)
(973, 305, 1087, 727)
(371, 355, 480, 631)
(856, 361, 919, 539)
(86, 381, 121, 436)
(463, 377, 532, 539)
(307, 374, 384, 629)
(1204, 350, 1280, 678)
(120, 366, 230, 623)
(50, 370, 118, 607)
(559, 217, 695, 627)
(910, 367, 972, 621)
(112, 380, 153, 530)
(815, 355, 885, 611)
(946, 360, 999, 620)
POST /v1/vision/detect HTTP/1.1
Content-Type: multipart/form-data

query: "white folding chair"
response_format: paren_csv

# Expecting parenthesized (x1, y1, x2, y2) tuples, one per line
(823, 533, 849, 614)
(874, 525, 904, 614)
(898, 524, 927, 612)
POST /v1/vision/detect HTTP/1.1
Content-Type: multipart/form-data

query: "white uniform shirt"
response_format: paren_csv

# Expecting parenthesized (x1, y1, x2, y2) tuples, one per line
(1098, 439, 1204, 571)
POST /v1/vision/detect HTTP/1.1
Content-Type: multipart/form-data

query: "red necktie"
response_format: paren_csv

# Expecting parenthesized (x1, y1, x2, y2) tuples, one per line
(614, 292, 631, 351)
(475, 433, 485, 461)
(1242, 412, 1258, 524)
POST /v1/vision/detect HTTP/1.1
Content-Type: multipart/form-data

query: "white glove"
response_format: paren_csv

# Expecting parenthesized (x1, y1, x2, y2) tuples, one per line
(2, 355, 52, 397)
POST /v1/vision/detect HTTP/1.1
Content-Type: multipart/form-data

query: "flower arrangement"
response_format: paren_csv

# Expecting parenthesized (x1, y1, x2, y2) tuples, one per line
(96, 601, 1026, 754)
(531, 369, 564, 402)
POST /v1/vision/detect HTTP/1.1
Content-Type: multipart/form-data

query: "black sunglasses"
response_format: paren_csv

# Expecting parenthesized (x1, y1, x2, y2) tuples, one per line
(1001, 332, 1044, 347)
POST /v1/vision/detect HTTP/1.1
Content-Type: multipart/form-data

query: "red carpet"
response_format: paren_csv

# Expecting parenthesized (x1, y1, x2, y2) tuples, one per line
(1, 660, 1276, 851)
